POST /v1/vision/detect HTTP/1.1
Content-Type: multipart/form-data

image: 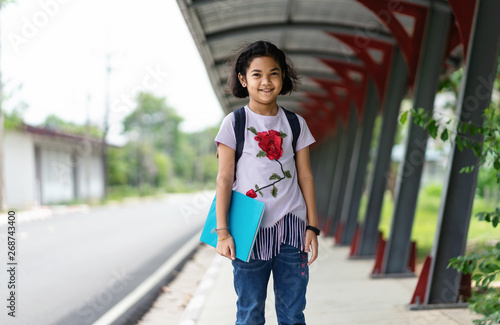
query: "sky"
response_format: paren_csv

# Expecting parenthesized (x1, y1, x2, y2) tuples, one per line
(1, 0, 224, 144)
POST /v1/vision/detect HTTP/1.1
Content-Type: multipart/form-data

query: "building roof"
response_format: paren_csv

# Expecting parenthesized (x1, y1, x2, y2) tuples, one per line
(24, 125, 106, 147)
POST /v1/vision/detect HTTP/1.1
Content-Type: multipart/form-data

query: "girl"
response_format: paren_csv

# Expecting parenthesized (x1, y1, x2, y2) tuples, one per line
(214, 40, 319, 325)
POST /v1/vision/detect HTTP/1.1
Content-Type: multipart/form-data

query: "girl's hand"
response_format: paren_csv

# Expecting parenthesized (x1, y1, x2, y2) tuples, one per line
(304, 230, 319, 265)
(216, 231, 236, 260)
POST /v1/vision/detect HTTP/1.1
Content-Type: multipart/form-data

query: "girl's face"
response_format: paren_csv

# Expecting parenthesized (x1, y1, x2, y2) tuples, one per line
(239, 56, 283, 109)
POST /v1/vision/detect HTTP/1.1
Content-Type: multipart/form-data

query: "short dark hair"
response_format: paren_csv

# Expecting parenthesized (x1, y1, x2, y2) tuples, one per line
(227, 40, 300, 98)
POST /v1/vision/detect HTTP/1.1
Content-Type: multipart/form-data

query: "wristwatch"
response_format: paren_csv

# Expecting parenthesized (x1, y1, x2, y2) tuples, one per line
(306, 225, 320, 236)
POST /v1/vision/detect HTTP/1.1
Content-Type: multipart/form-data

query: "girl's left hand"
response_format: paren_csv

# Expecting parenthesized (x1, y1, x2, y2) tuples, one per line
(304, 230, 319, 265)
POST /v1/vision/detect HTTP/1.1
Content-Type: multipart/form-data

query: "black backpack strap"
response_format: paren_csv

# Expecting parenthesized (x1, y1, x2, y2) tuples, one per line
(282, 107, 301, 156)
(233, 106, 246, 178)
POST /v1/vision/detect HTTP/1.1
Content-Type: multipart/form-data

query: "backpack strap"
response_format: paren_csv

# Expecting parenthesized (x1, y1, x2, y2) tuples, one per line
(282, 107, 301, 157)
(233, 106, 246, 178)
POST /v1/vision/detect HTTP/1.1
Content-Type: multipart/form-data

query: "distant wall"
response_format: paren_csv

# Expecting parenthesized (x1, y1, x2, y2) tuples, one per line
(3, 129, 105, 208)
(38, 145, 76, 205)
(76, 152, 104, 202)
(3, 131, 37, 209)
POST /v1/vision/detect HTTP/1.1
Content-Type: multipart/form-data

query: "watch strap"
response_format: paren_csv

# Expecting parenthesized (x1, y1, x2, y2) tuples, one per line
(306, 225, 320, 236)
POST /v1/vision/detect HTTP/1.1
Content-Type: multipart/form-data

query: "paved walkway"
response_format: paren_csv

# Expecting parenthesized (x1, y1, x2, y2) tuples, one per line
(145, 236, 479, 325)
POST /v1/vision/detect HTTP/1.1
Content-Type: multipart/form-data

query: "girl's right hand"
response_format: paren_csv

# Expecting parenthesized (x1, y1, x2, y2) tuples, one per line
(216, 232, 236, 260)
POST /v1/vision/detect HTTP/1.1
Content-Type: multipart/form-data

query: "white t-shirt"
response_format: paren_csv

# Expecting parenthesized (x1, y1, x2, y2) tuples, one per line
(215, 105, 316, 229)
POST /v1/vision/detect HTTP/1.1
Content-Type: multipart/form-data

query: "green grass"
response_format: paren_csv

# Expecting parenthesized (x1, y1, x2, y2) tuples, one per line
(359, 183, 499, 262)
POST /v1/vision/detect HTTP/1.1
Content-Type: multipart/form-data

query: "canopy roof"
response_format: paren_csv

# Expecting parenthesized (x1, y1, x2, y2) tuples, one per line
(177, 0, 467, 139)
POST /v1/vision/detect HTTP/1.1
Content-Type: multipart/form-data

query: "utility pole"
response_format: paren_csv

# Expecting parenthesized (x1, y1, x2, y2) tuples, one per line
(85, 93, 91, 203)
(0, 1, 5, 211)
(101, 53, 111, 199)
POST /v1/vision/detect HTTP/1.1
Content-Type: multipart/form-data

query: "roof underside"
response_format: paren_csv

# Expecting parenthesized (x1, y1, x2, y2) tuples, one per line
(177, 0, 462, 132)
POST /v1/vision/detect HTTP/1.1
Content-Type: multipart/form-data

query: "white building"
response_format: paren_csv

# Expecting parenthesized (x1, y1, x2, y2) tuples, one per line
(2, 125, 106, 209)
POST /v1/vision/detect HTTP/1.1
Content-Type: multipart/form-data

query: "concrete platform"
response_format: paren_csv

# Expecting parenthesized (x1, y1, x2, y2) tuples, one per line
(142, 236, 479, 325)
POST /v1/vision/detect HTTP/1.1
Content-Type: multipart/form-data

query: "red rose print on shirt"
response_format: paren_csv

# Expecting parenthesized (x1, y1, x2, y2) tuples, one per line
(246, 189, 258, 198)
(254, 130, 283, 160)
(245, 127, 292, 198)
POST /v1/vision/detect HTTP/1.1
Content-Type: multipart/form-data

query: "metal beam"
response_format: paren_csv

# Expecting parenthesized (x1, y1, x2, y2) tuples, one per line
(313, 139, 331, 226)
(310, 146, 321, 190)
(324, 122, 346, 235)
(218, 86, 328, 102)
(316, 132, 340, 227)
(322, 125, 342, 226)
(214, 50, 361, 67)
(206, 22, 394, 43)
(329, 105, 358, 239)
(382, 5, 451, 275)
(424, 0, 500, 306)
(190, 0, 441, 10)
(357, 47, 408, 256)
(216, 72, 337, 91)
(338, 80, 379, 245)
(226, 95, 310, 106)
(215, 64, 351, 84)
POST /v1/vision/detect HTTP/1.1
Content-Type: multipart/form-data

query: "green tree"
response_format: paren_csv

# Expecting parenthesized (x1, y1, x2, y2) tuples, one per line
(116, 91, 221, 193)
(108, 146, 129, 186)
(122, 92, 183, 190)
(41, 114, 102, 138)
(153, 151, 172, 188)
(123, 92, 183, 155)
(187, 126, 219, 185)
(174, 132, 195, 182)
(2, 103, 26, 130)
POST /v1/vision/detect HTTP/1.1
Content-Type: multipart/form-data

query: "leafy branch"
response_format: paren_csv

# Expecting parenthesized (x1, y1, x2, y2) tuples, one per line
(400, 105, 500, 182)
(448, 242, 500, 325)
(476, 208, 500, 228)
(253, 160, 292, 197)
(401, 104, 500, 324)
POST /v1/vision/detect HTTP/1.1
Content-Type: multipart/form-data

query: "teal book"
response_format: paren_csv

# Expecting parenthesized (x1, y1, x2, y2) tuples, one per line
(200, 190, 266, 262)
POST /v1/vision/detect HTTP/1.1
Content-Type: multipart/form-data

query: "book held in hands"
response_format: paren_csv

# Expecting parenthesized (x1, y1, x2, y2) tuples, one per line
(200, 190, 265, 262)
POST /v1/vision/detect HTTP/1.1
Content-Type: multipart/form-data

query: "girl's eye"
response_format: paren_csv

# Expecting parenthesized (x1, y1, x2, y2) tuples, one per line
(252, 73, 260, 77)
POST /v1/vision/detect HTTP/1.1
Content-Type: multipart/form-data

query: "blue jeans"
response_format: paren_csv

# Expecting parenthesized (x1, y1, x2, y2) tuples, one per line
(232, 244, 309, 325)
